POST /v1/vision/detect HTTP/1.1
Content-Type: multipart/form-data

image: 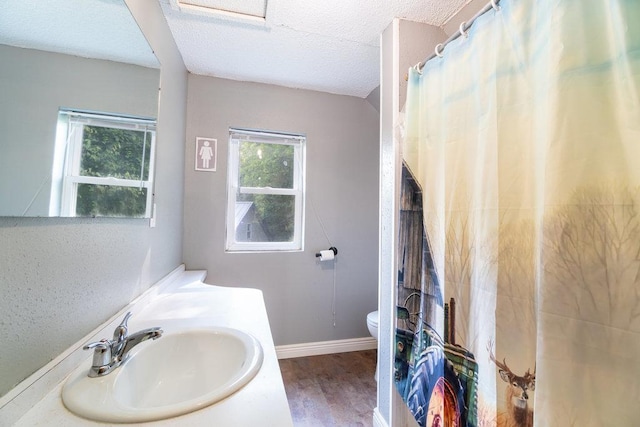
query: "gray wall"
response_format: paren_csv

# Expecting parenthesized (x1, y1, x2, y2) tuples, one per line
(184, 75, 379, 346)
(0, 45, 160, 216)
(0, 0, 187, 397)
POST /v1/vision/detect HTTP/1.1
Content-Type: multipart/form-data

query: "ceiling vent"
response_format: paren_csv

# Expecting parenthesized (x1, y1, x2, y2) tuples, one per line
(168, 0, 268, 22)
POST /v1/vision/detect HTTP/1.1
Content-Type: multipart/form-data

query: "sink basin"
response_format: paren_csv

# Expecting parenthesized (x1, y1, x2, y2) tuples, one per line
(62, 327, 263, 423)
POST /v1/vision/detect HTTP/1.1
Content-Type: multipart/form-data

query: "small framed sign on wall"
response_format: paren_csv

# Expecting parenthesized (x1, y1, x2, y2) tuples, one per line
(195, 137, 217, 171)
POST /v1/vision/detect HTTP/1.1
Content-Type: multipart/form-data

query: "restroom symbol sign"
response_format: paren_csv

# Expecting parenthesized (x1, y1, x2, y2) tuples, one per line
(195, 137, 217, 171)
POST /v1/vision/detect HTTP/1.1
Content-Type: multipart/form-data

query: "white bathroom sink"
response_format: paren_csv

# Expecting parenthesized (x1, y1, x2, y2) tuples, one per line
(62, 327, 263, 423)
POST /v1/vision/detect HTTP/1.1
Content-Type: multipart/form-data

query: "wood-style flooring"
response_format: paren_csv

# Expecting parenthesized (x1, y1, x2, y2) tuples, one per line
(279, 350, 377, 427)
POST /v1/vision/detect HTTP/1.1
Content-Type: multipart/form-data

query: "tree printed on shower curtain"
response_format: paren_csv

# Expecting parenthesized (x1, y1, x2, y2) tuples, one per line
(544, 184, 640, 330)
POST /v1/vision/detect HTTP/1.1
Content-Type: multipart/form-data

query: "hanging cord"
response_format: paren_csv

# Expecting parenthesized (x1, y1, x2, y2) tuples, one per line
(332, 258, 337, 327)
(309, 196, 338, 327)
(309, 196, 332, 247)
(23, 117, 77, 216)
(21, 175, 51, 216)
(417, 0, 502, 70)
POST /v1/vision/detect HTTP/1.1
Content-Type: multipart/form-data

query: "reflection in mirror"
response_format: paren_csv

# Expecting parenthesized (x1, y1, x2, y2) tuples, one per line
(51, 110, 156, 218)
(0, 0, 160, 217)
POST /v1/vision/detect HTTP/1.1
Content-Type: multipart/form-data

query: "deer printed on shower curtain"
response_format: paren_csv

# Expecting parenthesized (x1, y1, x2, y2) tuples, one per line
(488, 342, 534, 427)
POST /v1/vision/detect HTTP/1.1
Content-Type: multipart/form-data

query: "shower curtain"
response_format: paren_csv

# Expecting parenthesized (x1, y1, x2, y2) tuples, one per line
(395, 0, 640, 426)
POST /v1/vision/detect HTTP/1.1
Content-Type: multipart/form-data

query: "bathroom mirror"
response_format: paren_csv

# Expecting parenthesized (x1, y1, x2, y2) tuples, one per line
(0, 0, 161, 217)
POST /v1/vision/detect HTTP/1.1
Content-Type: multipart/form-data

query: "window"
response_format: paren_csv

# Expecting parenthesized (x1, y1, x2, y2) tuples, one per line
(226, 128, 306, 251)
(53, 110, 156, 217)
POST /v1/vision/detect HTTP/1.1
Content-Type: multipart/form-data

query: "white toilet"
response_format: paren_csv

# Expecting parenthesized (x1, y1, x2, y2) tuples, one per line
(367, 310, 379, 380)
(367, 310, 379, 339)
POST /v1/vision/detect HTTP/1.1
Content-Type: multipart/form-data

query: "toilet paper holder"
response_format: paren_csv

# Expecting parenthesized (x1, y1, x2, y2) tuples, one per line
(315, 246, 338, 259)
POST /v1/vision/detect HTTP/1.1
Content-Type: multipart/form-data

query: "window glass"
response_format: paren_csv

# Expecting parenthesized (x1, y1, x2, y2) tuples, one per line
(76, 184, 148, 217)
(80, 125, 152, 180)
(238, 141, 294, 189)
(234, 193, 295, 242)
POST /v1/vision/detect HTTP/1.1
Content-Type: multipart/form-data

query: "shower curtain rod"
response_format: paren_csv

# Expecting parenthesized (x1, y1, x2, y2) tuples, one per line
(418, 0, 502, 70)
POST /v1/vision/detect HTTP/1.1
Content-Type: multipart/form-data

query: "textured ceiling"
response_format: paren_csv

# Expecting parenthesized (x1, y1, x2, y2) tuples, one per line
(0, 0, 159, 68)
(160, 0, 471, 98)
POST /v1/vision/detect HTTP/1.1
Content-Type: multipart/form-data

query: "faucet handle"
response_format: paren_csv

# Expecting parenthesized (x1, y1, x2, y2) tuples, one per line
(83, 339, 112, 376)
(113, 311, 132, 342)
(83, 340, 110, 351)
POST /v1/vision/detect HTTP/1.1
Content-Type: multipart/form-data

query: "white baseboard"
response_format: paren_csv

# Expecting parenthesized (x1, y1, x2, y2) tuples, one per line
(373, 407, 388, 427)
(276, 337, 377, 359)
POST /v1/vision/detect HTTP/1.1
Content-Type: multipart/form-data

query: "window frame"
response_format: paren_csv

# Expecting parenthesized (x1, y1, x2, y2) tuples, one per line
(57, 110, 156, 217)
(226, 128, 306, 252)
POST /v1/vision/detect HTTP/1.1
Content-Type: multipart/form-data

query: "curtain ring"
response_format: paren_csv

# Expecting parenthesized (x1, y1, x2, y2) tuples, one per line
(413, 62, 423, 74)
(435, 43, 444, 58)
(459, 21, 468, 38)
(491, 0, 501, 11)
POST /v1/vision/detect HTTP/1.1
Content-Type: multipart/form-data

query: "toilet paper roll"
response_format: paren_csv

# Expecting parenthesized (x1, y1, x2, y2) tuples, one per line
(318, 249, 335, 261)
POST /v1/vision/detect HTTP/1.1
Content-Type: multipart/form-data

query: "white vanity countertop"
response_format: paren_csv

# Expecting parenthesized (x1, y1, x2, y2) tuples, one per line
(11, 270, 294, 427)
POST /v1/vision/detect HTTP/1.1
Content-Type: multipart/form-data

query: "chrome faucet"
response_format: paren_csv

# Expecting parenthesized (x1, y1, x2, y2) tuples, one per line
(83, 312, 163, 377)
